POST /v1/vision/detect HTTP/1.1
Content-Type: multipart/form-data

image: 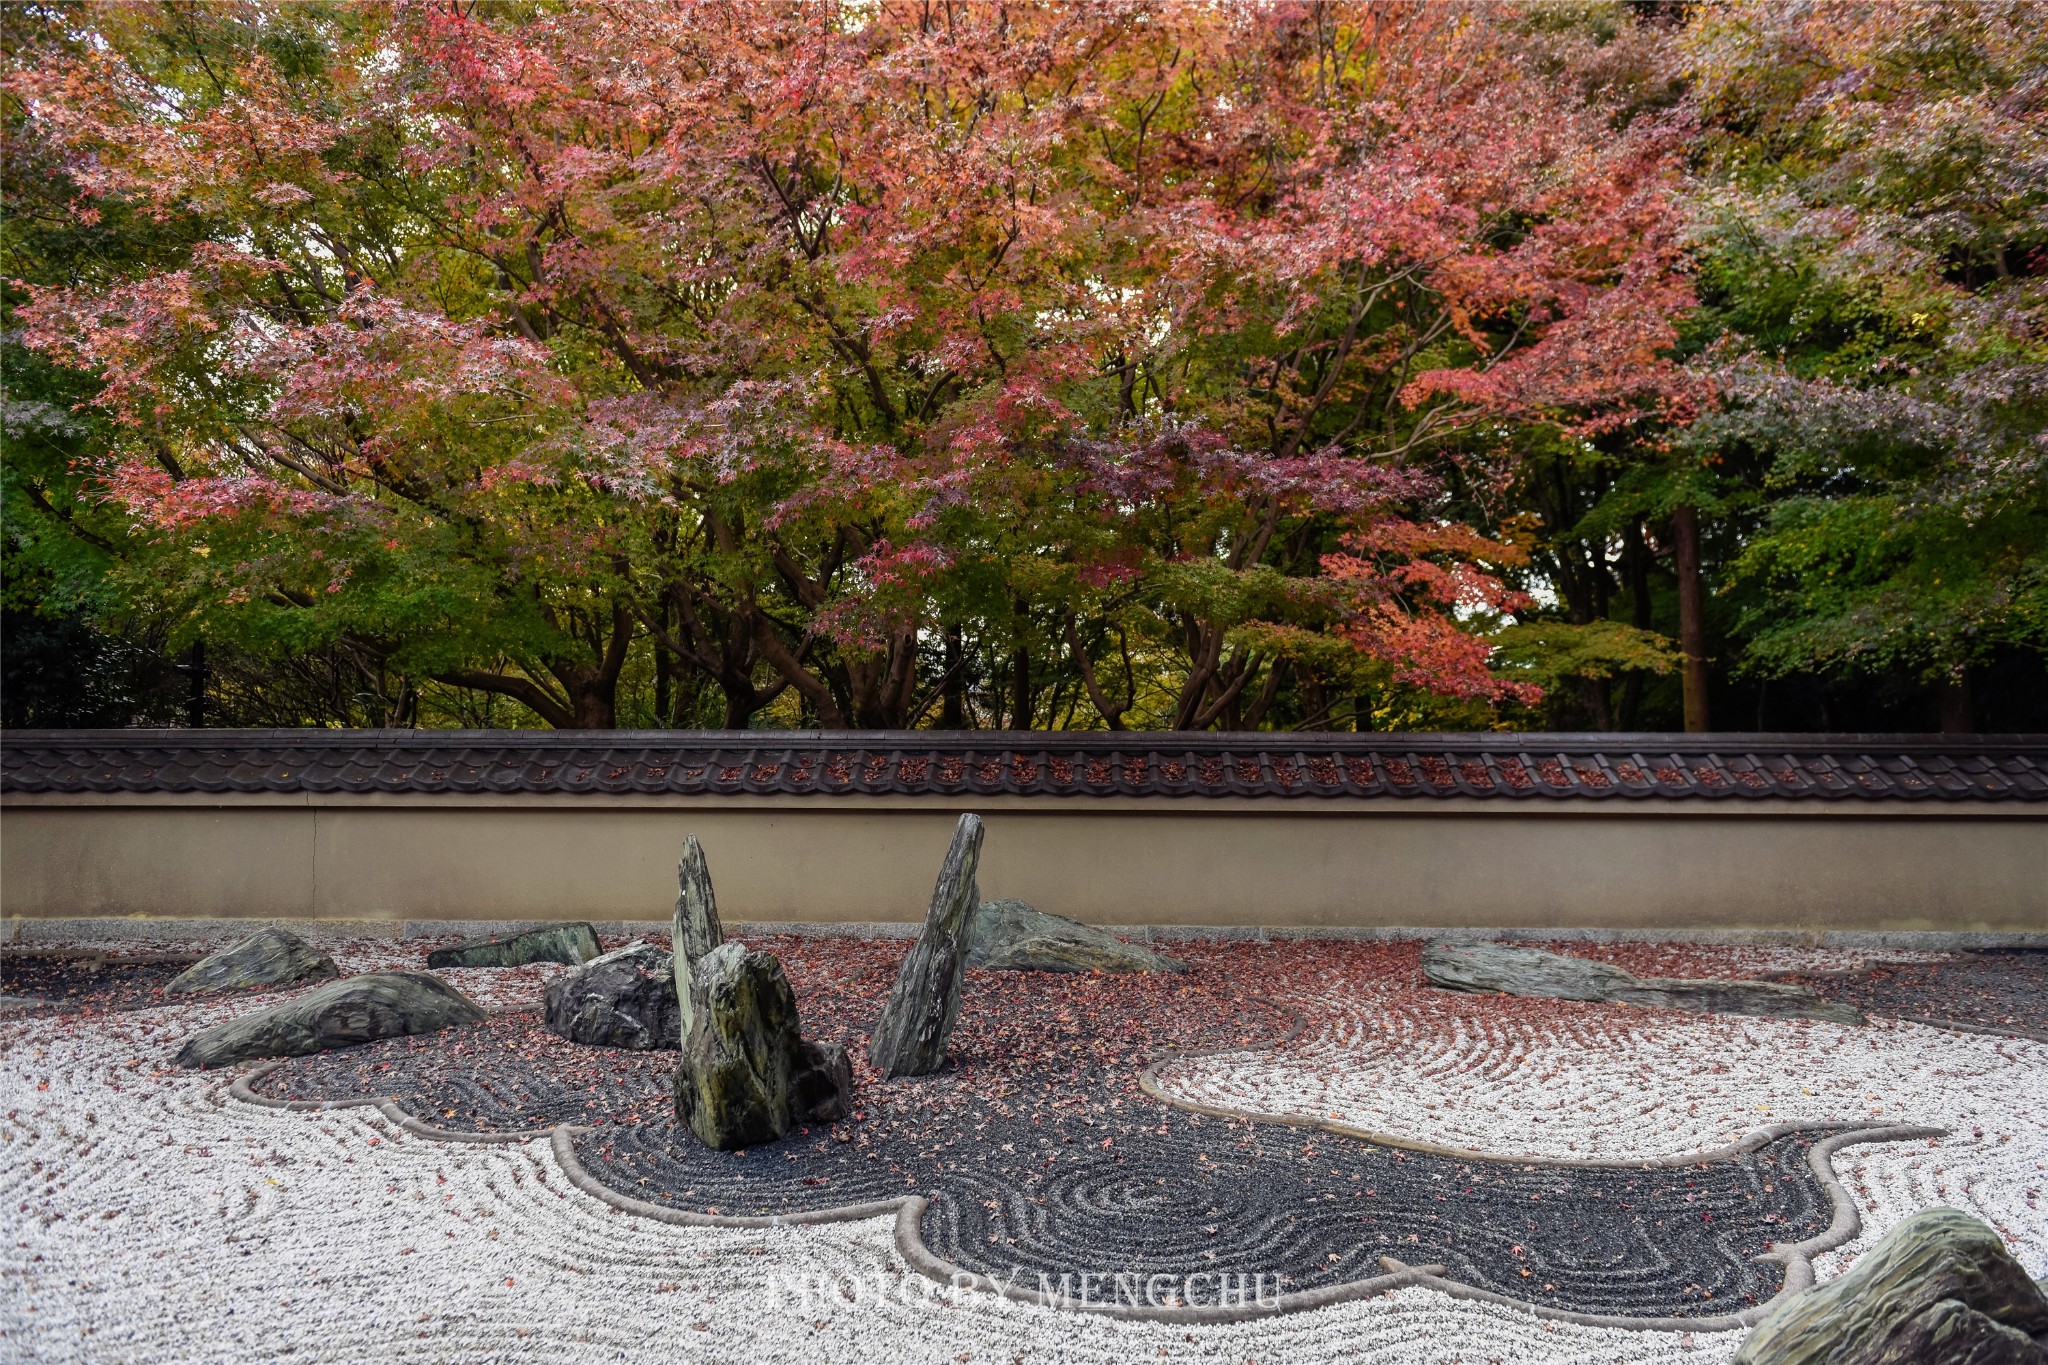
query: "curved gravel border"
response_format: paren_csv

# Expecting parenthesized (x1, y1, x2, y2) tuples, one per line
(226, 1052, 1941, 1327)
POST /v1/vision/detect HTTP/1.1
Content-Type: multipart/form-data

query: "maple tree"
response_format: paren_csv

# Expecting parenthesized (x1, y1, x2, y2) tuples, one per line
(15, 2, 2030, 733)
(1676, 1, 2048, 731)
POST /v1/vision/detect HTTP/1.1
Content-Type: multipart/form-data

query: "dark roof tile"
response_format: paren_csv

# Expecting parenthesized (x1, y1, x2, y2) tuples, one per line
(3, 730, 2043, 802)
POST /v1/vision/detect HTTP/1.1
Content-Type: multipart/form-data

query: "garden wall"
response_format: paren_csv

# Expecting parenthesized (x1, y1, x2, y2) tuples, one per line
(4, 731, 2044, 940)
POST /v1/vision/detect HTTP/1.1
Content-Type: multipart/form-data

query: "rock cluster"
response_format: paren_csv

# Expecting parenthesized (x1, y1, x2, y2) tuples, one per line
(1734, 1206, 2048, 1364)
(426, 923, 601, 970)
(542, 941, 680, 1050)
(164, 927, 337, 994)
(176, 971, 486, 1068)
(966, 898, 1185, 974)
(868, 813, 982, 1079)
(673, 943, 852, 1150)
(1422, 940, 1867, 1026)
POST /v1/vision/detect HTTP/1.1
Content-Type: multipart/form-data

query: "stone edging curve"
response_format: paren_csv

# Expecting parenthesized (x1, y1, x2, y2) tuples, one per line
(224, 1057, 1942, 1328)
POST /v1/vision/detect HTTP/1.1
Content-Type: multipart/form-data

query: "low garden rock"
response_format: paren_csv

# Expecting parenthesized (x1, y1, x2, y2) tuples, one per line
(673, 944, 848, 1150)
(793, 1038, 854, 1124)
(542, 940, 680, 1050)
(1734, 1206, 2048, 1364)
(1422, 940, 1867, 1026)
(672, 834, 725, 1041)
(425, 922, 600, 970)
(164, 927, 337, 994)
(176, 971, 486, 1068)
(966, 898, 1186, 974)
(869, 813, 981, 1079)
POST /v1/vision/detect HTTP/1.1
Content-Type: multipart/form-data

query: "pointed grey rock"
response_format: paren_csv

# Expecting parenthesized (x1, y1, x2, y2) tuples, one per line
(672, 944, 847, 1150)
(425, 923, 600, 969)
(868, 813, 982, 1079)
(966, 899, 1185, 974)
(1422, 940, 1866, 1026)
(671, 834, 725, 1044)
(1734, 1206, 2048, 1364)
(542, 940, 680, 1050)
(164, 927, 337, 994)
(175, 971, 486, 1068)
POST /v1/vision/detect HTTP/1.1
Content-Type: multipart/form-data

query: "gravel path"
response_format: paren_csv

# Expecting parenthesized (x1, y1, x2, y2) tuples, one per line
(4, 934, 2042, 1363)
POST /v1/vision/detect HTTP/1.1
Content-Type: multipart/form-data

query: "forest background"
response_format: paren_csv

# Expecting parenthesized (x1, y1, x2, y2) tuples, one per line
(3, 0, 2043, 734)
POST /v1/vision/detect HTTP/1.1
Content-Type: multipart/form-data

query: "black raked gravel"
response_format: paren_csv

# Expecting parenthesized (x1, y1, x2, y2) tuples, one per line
(255, 939, 1836, 1320)
(1798, 950, 2048, 1039)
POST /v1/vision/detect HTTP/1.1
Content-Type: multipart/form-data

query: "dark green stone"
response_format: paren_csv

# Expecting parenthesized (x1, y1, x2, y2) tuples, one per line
(164, 927, 337, 994)
(1424, 940, 1866, 1026)
(966, 898, 1185, 973)
(868, 813, 981, 1079)
(1735, 1207, 2048, 1365)
(425, 923, 601, 969)
(673, 944, 849, 1150)
(175, 971, 487, 1068)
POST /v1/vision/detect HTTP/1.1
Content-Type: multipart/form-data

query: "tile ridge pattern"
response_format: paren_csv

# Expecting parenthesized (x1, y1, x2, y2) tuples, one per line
(3, 729, 2045, 802)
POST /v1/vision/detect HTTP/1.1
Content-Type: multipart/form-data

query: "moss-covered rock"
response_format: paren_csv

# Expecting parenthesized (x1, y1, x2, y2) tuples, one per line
(673, 944, 849, 1150)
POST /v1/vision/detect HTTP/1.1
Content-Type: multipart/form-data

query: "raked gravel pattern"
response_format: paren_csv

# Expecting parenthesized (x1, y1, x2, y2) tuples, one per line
(1151, 981, 2048, 1286)
(6, 999, 1741, 1365)
(2, 935, 2041, 1363)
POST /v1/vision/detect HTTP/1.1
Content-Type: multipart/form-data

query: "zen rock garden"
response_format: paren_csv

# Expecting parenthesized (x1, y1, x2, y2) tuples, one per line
(165, 813, 1178, 1158)
(8, 815, 2041, 1365)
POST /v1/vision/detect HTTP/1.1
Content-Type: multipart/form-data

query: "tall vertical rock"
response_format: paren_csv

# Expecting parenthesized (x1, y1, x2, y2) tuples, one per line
(868, 812, 982, 1079)
(671, 834, 724, 1043)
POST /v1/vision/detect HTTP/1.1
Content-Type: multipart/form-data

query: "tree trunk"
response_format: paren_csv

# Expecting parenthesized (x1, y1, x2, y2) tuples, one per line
(1010, 645, 1031, 730)
(941, 626, 965, 729)
(1671, 504, 1712, 733)
(1939, 669, 1974, 734)
(1618, 521, 1653, 730)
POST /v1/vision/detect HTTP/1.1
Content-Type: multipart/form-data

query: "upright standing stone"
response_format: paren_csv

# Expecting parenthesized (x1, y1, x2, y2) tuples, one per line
(868, 813, 982, 1079)
(671, 834, 725, 1043)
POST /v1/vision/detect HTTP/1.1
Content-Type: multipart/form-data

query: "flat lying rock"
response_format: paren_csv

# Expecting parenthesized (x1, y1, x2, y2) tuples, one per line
(164, 927, 337, 994)
(1423, 940, 1867, 1026)
(425, 923, 600, 970)
(966, 898, 1186, 973)
(542, 941, 680, 1051)
(176, 971, 486, 1069)
(1735, 1206, 2048, 1364)
(869, 813, 981, 1079)
(673, 944, 849, 1150)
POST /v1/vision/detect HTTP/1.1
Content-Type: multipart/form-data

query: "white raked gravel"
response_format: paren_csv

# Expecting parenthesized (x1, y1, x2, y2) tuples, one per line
(1154, 984, 2048, 1280)
(2, 936, 2040, 1363)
